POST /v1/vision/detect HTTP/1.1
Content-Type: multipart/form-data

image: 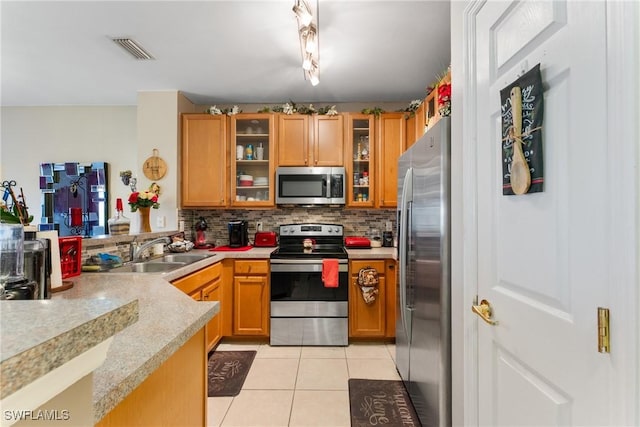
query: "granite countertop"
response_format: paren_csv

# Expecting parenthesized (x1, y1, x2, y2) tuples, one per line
(346, 247, 397, 260)
(0, 298, 139, 400)
(51, 271, 219, 422)
(1, 245, 395, 423)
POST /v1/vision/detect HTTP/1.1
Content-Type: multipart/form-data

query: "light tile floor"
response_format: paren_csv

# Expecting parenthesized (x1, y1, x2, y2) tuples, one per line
(208, 342, 398, 427)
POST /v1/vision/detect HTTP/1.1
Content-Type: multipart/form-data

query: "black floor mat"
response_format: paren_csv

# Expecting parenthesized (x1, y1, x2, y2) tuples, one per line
(207, 350, 256, 397)
(348, 379, 421, 426)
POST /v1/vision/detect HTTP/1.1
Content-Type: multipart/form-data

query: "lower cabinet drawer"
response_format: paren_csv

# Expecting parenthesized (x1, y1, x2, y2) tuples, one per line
(172, 262, 222, 294)
(234, 260, 269, 275)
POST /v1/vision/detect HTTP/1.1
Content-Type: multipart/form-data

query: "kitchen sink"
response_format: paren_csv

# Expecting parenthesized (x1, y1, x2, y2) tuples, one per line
(148, 253, 214, 264)
(108, 261, 187, 273)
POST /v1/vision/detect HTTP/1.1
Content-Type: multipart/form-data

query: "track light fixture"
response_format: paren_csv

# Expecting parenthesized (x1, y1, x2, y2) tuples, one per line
(293, 0, 319, 86)
(292, 2, 313, 26)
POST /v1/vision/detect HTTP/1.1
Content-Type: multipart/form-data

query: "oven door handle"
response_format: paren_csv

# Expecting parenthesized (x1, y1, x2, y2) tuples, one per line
(270, 262, 349, 273)
(270, 258, 348, 264)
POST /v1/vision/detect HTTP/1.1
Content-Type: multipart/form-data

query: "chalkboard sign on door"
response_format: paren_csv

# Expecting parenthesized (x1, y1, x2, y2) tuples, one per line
(499, 63, 545, 196)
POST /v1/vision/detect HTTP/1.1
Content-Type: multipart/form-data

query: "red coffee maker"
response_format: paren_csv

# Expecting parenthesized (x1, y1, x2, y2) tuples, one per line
(194, 217, 213, 249)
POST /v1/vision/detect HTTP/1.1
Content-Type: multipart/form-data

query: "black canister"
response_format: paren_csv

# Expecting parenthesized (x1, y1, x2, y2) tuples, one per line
(382, 231, 394, 247)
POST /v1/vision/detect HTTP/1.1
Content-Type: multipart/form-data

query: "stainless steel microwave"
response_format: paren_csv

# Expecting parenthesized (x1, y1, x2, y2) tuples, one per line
(275, 167, 345, 205)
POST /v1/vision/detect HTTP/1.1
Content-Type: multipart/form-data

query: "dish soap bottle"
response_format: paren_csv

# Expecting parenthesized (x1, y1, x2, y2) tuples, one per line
(108, 198, 130, 235)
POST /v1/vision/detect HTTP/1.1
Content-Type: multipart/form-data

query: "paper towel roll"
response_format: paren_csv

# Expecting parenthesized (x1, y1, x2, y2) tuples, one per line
(36, 230, 63, 288)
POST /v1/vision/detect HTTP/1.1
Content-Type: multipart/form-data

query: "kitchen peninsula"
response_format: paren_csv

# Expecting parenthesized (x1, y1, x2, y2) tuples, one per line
(1, 253, 220, 426)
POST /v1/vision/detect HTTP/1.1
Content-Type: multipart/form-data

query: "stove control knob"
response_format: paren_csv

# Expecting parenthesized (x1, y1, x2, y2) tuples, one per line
(333, 227, 340, 233)
(327, 228, 333, 233)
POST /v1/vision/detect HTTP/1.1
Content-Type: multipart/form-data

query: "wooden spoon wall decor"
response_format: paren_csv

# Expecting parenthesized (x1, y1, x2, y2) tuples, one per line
(509, 86, 531, 195)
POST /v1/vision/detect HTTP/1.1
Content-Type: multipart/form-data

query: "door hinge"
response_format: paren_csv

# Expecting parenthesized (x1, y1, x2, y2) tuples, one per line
(598, 307, 610, 353)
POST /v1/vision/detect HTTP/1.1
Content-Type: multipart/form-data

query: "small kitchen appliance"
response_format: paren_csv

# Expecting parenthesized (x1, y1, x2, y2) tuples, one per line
(254, 231, 278, 247)
(24, 232, 52, 299)
(0, 223, 37, 300)
(270, 223, 348, 346)
(344, 236, 371, 249)
(228, 220, 249, 248)
(275, 166, 345, 205)
(194, 217, 213, 249)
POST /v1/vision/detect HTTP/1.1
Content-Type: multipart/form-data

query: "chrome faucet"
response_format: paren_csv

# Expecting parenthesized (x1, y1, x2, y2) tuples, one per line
(130, 236, 172, 262)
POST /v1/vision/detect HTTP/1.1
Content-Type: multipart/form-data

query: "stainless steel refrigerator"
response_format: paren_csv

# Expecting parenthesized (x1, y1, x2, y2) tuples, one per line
(396, 117, 451, 426)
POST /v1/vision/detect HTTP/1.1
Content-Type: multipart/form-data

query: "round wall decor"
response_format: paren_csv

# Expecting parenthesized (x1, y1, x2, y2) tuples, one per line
(142, 148, 167, 180)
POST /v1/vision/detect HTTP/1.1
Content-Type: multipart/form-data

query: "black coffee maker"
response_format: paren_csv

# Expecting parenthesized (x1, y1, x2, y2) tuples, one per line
(228, 220, 249, 248)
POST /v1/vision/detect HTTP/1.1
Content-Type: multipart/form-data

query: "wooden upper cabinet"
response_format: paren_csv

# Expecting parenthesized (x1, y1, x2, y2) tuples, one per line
(277, 114, 309, 166)
(181, 114, 228, 207)
(313, 115, 344, 166)
(405, 102, 426, 150)
(231, 113, 276, 207)
(376, 113, 405, 208)
(277, 114, 344, 166)
(346, 114, 375, 207)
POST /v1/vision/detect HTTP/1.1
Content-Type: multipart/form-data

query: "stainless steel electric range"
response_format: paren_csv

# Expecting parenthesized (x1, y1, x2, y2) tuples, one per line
(270, 223, 348, 346)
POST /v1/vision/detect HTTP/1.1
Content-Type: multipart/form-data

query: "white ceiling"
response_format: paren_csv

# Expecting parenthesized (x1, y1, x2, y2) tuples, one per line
(1, 1, 451, 107)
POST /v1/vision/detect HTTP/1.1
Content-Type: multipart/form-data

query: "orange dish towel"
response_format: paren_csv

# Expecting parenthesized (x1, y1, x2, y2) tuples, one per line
(322, 259, 340, 288)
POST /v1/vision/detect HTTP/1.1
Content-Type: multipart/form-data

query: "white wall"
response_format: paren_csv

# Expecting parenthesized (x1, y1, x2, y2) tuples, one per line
(0, 106, 137, 226)
(0, 97, 408, 234)
(136, 92, 181, 232)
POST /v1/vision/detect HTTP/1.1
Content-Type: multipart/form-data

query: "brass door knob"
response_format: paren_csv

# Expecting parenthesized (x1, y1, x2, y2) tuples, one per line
(472, 299, 498, 325)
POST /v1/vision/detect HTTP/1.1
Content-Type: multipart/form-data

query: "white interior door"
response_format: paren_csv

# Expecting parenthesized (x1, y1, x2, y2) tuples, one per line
(465, 1, 634, 425)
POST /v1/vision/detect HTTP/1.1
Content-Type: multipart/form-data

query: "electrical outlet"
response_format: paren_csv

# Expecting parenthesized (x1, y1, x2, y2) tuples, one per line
(156, 216, 166, 228)
(385, 221, 393, 232)
(178, 220, 185, 232)
(256, 221, 263, 232)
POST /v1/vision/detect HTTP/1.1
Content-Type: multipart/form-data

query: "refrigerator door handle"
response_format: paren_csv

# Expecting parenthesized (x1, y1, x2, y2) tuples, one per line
(399, 167, 413, 342)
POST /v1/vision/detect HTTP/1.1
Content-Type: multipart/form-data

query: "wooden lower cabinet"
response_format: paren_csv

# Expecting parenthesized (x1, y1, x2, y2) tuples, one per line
(172, 262, 223, 350)
(96, 328, 206, 427)
(202, 278, 222, 348)
(233, 260, 269, 336)
(384, 260, 397, 338)
(349, 259, 396, 339)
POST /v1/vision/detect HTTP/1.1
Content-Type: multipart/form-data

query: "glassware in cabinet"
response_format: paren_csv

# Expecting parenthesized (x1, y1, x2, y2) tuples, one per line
(231, 114, 275, 206)
(348, 115, 375, 207)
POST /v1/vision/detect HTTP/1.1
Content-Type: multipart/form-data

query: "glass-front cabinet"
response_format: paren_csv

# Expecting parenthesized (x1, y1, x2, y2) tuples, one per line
(230, 114, 275, 207)
(346, 114, 375, 207)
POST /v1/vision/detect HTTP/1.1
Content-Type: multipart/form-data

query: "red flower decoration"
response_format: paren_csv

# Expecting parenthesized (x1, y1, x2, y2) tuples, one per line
(128, 190, 160, 212)
(438, 83, 451, 106)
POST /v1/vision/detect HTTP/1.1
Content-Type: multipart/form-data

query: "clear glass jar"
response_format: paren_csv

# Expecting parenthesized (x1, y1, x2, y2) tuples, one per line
(108, 198, 130, 235)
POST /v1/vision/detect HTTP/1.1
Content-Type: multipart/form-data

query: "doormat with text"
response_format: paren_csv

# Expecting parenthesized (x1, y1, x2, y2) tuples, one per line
(207, 350, 256, 397)
(349, 379, 421, 427)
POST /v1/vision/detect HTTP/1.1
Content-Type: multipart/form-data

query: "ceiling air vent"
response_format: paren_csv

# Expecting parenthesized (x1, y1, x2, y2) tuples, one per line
(111, 38, 155, 60)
